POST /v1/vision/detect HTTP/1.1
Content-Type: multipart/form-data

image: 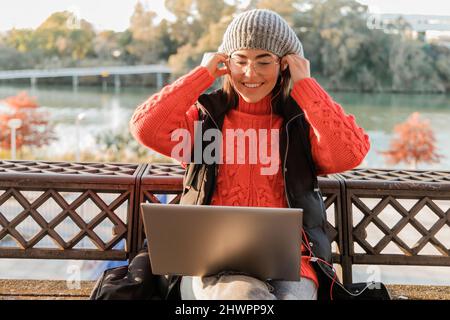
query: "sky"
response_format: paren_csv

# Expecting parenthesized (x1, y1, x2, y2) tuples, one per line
(0, 0, 449, 32)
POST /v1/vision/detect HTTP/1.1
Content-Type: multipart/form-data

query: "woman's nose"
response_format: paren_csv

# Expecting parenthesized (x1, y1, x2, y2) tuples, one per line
(244, 63, 258, 77)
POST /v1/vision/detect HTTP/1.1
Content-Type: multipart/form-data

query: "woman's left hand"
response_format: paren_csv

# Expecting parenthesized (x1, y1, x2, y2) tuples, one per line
(281, 54, 311, 83)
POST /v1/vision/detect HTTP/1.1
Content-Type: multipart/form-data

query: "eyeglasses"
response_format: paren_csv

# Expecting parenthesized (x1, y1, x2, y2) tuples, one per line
(227, 55, 280, 75)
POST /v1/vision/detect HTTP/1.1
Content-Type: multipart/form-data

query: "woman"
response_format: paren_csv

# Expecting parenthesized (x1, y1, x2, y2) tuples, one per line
(130, 9, 370, 300)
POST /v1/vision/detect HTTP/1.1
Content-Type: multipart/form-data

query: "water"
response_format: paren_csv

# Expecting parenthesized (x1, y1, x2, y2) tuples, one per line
(0, 84, 449, 285)
(0, 85, 156, 159)
(331, 91, 450, 170)
(0, 85, 449, 169)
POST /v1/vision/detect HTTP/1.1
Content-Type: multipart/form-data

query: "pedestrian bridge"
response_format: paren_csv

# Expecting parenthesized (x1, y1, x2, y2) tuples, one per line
(0, 64, 172, 90)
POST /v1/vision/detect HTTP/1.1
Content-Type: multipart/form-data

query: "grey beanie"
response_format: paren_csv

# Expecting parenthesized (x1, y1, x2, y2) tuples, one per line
(218, 9, 304, 58)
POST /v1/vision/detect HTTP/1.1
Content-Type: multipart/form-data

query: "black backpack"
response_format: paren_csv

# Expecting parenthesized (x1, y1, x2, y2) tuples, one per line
(89, 246, 180, 300)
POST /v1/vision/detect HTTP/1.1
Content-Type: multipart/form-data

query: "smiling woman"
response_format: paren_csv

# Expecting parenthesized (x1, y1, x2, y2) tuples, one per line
(129, 8, 372, 301)
(224, 50, 282, 104)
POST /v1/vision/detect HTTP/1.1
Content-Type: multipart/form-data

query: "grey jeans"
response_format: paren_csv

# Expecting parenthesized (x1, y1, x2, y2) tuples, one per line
(180, 273, 318, 300)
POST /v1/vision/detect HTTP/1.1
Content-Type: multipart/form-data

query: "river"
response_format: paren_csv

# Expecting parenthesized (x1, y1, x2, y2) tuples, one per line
(0, 84, 449, 285)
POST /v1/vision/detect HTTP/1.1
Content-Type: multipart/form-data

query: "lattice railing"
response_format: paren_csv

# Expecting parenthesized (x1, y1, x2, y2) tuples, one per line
(0, 160, 138, 176)
(0, 161, 140, 260)
(338, 168, 450, 184)
(1, 162, 449, 284)
(346, 191, 450, 266)
(351, 196, 448, 256)
(336, 168, 450, 283)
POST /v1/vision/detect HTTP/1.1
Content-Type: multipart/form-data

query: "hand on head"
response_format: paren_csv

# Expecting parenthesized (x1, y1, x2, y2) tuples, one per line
(280, 54, 311, 83)
(202, 52, 230, 79)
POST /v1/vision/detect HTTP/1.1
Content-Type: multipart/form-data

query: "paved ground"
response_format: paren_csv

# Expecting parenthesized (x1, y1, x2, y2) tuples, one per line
(0, 280, 449, 300)
(0, 280, 95, 300)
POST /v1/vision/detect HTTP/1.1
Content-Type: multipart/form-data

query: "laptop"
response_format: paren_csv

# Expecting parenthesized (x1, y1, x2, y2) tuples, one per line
(140, 203, 303, 281)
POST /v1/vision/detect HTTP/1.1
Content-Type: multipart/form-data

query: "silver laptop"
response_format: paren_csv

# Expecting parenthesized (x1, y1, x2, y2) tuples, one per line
(140, 203, 303, 281)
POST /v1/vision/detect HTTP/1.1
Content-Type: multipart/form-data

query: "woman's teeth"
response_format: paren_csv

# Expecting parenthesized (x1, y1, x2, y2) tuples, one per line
(243, 83, 263, 88)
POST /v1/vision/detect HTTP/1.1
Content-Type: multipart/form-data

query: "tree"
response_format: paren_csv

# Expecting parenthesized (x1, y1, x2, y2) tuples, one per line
(295, 0, 375, 89)
(93, 30, 121, 61)
(165, 0, 234, 46)
(254, 0, 298, 25)
(380, 112, 442, 169)
(126, 1, 161, 64)
(389, 39, 444, 93)
(195, 0, 227, 29)
(165, 0, 234, 77)
(168, 16, 232, 77)
(0, 44, 36, 70)
(426, 44, 450, 92)
(155, 19, 179, 61)
(34, 11, 96, 62)
(129, 2, 157, 41)
(3, 28, 35, 53)
(165, 0, 199, 45)
(0, 92, 56, 151)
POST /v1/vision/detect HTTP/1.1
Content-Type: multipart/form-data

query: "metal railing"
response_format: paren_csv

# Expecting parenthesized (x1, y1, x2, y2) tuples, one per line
(0, 160, 449, 284)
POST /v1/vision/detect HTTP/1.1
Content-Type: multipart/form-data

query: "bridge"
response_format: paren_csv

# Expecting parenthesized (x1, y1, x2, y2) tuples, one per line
(0, 64, 172, 91)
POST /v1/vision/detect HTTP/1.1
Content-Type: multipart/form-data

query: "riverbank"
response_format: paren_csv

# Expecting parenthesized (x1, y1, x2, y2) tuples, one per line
(0, 280, 449, 300)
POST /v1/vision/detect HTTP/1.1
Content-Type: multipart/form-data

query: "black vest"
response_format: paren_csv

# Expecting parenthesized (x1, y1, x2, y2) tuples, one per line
(180, 89, 331, 261)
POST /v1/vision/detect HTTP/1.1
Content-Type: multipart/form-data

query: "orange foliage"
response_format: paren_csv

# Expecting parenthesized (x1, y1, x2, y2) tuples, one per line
(0, 92, 55, 150)
(380, 112, 442, 168)
(3, 92, 38, 110)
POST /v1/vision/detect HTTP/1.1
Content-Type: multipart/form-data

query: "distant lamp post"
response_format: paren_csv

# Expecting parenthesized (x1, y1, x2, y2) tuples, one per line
(7, 118, 22, 160)
(75, 112, 86, 162)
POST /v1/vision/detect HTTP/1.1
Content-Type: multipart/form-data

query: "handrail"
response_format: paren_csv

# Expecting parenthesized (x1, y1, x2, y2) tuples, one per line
(1, 160, 449, 284)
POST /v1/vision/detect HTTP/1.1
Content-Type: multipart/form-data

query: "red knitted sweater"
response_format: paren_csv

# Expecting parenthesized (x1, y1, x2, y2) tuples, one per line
(130, 66, 371, 288)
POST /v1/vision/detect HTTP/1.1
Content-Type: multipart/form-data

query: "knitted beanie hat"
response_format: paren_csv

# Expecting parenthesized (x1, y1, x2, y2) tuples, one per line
(218, 9, 304, 58)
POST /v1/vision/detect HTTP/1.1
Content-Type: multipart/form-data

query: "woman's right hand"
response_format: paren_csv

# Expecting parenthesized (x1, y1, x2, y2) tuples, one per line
(202, 52, 230, 79)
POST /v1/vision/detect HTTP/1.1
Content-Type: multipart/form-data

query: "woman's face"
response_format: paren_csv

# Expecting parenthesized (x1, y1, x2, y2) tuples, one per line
(227, 49, 281, 103)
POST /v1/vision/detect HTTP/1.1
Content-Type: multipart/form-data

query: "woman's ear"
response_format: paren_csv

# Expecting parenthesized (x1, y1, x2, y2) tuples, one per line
(280, 56, 288, 71)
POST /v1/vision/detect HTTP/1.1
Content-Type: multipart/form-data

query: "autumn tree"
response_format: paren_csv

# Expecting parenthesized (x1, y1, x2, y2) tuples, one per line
(32, 11, 96, 64)
(105, 1, 181, 65)
(165, 0, 201, 46)
(126, 2, 168, 64)
(93, 30, 122, 62)
(0, 92, 56, 152)
(166, 0, 235, 76)
(380, 112, 442, 169)
(155, 19, 179, 61)
(253, 0, 299, 25)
